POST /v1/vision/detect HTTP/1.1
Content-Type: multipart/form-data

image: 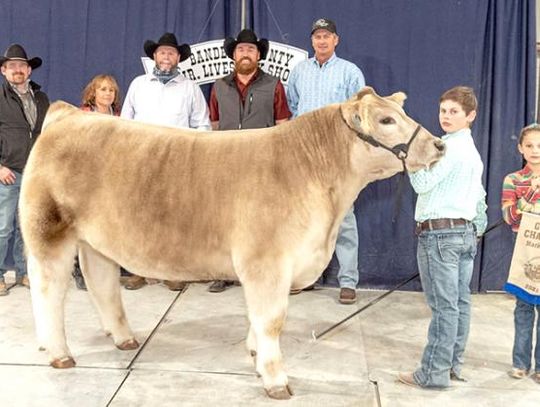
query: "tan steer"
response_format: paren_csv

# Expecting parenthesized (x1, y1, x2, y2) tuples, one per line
(19, 87, 444, 399)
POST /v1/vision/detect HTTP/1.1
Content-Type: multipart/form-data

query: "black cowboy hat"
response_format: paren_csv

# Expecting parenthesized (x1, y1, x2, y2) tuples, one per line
(0, 44, 42, 69)
(143, 33, 191, 62)
(223, 29, 269, 60)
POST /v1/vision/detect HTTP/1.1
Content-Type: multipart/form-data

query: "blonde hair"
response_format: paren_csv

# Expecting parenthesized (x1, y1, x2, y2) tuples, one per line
(440, 86, 477, 115)
(81, 74, 121, 113)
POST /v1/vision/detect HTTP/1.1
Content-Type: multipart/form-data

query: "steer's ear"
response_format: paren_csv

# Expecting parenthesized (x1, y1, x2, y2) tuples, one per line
(340, 100, 363, 133)
(353, 86, 375, 101)
(387, 92, 407, 107)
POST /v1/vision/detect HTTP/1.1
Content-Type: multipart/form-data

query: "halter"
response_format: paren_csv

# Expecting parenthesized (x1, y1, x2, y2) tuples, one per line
(346, 117, 423, 222)
(352, 122, 422, 173)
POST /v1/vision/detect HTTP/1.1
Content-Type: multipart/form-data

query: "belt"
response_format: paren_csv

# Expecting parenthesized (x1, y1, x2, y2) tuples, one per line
(416, 218, 470, 234)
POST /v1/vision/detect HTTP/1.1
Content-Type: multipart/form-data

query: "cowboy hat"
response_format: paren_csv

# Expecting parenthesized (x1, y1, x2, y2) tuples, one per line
(223, 29, 269, 60)
(0, 44, 42, 69)
(143, 33, 191, 62)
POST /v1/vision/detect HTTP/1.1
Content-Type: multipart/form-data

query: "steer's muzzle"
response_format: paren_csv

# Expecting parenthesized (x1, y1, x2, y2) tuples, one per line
(435, 139, 445, 152)
(425, 138, 445, 170)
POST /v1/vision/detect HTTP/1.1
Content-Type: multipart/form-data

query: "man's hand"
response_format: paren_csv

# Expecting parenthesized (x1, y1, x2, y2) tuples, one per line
(0, 165, 16, 185)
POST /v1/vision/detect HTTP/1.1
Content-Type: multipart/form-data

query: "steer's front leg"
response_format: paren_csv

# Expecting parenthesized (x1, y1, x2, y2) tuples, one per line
(251, 316, 292, 399)
(242, 275, 293, 399)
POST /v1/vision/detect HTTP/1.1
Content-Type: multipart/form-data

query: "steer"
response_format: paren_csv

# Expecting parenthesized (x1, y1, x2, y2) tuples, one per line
(19, 87, 444, 399)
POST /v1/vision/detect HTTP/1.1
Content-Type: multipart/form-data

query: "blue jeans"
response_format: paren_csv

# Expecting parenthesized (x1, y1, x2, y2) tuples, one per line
(0, 172, 26, 280)
(336, 206, 359, 289)
(413, 223, 477, 388)
(512, 298, 540, 372)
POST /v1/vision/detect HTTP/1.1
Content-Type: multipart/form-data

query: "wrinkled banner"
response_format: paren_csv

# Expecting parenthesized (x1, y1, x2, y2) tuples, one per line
(142, 39, 308, 87)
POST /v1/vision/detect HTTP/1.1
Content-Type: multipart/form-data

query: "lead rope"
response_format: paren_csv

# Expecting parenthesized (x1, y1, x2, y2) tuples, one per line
(391, 125, 421, 222)
(312, 217, 505, 341)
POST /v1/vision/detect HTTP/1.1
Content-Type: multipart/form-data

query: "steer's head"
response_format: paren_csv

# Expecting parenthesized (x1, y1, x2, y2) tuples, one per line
(340, 87, 445, 175)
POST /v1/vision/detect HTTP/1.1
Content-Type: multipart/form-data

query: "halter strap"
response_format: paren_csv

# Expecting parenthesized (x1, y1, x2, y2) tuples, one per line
(354, 124, 422, 171)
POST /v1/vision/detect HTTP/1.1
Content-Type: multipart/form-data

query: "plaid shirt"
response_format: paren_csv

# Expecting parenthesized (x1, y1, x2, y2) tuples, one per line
(409, 128, 488, 235)
(501, 164, 540, 232)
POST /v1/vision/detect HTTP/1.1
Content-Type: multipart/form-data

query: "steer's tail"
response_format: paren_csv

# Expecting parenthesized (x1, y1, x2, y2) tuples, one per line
(19, 180, 76, 261)
(19, 166, 79, 365)
(20, 101, 80, 259)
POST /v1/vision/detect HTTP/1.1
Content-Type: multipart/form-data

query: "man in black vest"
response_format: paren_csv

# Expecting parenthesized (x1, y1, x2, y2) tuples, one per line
(207, 29, 291, 292)
(0, 44, 49, 296)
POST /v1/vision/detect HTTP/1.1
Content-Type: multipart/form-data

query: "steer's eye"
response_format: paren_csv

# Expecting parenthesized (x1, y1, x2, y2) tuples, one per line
(380, 117, 395, 125)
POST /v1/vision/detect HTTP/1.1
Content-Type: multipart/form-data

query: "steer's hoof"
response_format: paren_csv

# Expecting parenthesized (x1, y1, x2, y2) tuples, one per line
(117, 338, 139, 350)
(51, 356, 76, 369)
(265, 385, 293, 400)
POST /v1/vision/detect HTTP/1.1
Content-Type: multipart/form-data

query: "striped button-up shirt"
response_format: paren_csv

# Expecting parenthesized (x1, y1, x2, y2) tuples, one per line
(501, 164, 540, 232)
(408, 128, 488, 235)
(286, 53, 365, 116)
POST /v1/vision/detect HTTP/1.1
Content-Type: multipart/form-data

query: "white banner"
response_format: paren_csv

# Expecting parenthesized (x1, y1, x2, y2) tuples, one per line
(508, 212, 540, 297)
(142, 39, 308, 87)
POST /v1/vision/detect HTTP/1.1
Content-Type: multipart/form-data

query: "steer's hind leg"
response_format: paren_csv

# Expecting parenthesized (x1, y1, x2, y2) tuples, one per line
(28, 248, 77, 368)
(241, 267, 293, 399)
(78, 242, 139, 350)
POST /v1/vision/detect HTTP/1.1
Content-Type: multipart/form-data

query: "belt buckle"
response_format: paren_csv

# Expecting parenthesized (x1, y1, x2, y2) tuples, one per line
(415, 222, 422, 236)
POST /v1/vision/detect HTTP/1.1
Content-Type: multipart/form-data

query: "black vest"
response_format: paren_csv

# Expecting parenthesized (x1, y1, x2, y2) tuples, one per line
(0, 80, 49, 173)
(214, 70, 278, 130)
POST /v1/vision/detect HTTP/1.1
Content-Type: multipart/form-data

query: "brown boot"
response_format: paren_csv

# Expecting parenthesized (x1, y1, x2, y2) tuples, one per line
(208, 280, 234, 293)
(21, 275, 30, 288)
(339, 287, 357, 304)
(0, 279, 8, 296)
(16, 275, 30, 288)
(289, 283, 315, 295)
(164, 280, 186, 291)
(123, 275, 147, 290)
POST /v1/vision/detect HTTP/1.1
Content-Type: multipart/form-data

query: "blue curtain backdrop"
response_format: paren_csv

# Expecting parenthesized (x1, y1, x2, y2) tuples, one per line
(0, 0, 536, 291)
(253, 0, 536, 292)
(0, 0, 238, 103)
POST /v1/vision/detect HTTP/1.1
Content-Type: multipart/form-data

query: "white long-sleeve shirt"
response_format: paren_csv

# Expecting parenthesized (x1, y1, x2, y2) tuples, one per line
(121, 73, 210, 130)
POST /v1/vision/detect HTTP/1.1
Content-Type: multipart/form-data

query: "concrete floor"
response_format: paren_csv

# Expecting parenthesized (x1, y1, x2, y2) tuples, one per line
(0, 271, 539, 407)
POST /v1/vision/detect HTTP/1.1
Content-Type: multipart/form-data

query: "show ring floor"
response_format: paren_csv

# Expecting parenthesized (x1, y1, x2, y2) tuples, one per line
(0, 273, 539, 406)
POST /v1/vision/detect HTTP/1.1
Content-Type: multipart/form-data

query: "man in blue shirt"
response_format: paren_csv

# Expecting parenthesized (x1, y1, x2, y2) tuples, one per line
(287, 18, 365, 304)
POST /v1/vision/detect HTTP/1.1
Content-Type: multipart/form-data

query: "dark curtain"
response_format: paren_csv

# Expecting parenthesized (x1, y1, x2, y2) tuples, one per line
(0, 0, 236, 104)
(252, 0, 536, 291)
(0, 1, 536, 291)
(475, 1, 537, 291)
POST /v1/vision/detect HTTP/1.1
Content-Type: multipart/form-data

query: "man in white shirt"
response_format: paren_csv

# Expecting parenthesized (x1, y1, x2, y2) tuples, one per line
(121, 33, 210, 291)
(121, 32, 210, 130)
